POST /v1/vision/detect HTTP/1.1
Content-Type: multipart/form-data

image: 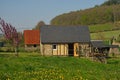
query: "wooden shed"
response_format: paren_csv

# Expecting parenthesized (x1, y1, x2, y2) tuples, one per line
(91, 40, 119, 56)
(24, 30, 40, 50)
(40, 26, 91, 56)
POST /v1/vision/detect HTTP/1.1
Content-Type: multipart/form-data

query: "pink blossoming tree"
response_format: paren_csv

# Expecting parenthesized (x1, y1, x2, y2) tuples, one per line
(0, 18, 21, 56)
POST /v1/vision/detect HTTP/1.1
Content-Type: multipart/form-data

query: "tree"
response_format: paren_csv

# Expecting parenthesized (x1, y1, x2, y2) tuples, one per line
(94, 5, 99, 8)
(102, 0, 120, 6)
(0, 18, 21, 56)
(51, 5, 120, 25)
(33, 21, 45, 30)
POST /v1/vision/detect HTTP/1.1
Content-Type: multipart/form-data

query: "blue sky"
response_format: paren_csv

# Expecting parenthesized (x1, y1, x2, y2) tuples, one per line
(0, 0, 106, 32)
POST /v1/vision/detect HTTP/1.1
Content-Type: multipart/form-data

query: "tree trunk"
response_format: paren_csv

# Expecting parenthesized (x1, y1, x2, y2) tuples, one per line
(15, 46, 19, 57)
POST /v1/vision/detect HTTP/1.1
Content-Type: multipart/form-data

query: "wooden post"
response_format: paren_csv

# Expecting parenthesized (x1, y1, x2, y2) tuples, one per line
(57, 44, 58, 56)
(60, 44, 61, 56)
(43, 44, 44, 56)
(52, 44, 53, 56)
(64, 44, 65, 56)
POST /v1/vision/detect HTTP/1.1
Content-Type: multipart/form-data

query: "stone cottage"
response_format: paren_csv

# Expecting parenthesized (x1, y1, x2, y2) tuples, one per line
(40, 26, 91, 56)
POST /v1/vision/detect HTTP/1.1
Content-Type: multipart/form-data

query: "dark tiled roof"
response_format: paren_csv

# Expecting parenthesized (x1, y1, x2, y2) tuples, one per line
(40, 26, 91, 43)
(91, 40, 105, 48)
(109, 45, 119, 48)
(91, 40, 119, 48)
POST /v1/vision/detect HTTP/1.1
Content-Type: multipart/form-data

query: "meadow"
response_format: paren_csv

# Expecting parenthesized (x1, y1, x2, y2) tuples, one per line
(89, 23, 114, 33)
(0, 52, 120, 80)
(89, 22, 120, 41)
(90, 30, 120, 40)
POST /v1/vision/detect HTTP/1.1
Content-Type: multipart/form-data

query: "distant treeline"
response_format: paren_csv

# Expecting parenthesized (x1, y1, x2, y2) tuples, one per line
(51, 5, 120, 25)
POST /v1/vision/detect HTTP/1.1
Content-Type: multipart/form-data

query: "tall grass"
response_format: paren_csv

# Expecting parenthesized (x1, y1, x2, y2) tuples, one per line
(0, 53, 120, 80)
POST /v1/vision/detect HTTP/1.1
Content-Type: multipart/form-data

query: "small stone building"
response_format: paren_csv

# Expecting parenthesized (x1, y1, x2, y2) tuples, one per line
(24, 30, 40, 51)
(40, 26, 91, 56)
(91, 40, 119, 56)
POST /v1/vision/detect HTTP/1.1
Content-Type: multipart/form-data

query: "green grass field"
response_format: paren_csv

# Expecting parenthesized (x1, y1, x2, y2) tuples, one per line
(89, 23, 114, 33)
(90, 30, 120, 40)
(0, 52, 120, 80)
(89, 23, 120, 40)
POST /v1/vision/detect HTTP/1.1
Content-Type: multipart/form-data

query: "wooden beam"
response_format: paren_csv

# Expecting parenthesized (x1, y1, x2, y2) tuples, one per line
(57, 44, 58, 56)
(60, 44, 61, 55)
(64, 44, 66, 56)
(43, 44, 44, 56)
(52, 44, 53, 55)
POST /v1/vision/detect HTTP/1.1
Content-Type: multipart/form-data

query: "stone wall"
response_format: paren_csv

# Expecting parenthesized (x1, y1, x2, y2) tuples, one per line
(25, 44, 40, 51)
(42, 44, 52, 55)
(79, 43, 90, 57)
(41, 43, 91, 56)
(74, 43, 90, 57)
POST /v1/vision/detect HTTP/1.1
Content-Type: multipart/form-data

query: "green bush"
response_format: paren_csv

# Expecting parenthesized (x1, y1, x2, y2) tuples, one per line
(0, 47, 14, 52)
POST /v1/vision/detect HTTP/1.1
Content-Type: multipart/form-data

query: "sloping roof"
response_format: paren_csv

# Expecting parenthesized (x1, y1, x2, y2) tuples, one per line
(24, 30, 40, 44)
(91, 40, 105, 48)
(40, 26, 90, 43)
(91, 40, 119, 48)
(109, 45, 119, 48)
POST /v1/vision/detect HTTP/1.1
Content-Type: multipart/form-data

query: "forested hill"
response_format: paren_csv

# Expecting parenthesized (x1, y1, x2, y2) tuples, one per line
(51, 5, 120, 26)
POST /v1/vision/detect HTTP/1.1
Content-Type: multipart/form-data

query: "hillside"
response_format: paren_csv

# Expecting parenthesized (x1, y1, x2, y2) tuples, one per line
(51, 5, 120, 26)
(89, 23, 120, 40)
(91, 30, 120, 40)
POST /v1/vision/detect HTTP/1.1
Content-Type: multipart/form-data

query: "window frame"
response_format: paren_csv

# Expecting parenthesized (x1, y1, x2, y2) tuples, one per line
(52, 44, 57, 50)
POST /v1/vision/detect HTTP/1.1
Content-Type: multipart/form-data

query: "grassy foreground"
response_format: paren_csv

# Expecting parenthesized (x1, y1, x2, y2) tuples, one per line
(0, 52, 120, 80)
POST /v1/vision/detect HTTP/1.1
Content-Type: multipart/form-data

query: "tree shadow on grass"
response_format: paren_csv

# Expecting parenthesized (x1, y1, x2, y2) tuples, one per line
(107, 60, 119, 64)
(0, 53, 13, 57)
(107, 57, 120, 64)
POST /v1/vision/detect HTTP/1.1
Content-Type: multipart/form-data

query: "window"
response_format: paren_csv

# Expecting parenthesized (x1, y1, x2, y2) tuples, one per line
(52, 44, 57, 50)
(33, 44, 37, 47)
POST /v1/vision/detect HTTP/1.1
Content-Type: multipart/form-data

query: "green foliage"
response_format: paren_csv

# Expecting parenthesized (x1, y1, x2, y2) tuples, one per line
(102, 0, 120, 6)
(0, 47, 14, 52)
(51, 5, 120, 26)
(116, 34, 120, 42)
(33, 21, 45, 30)
(0, 53, 120, 80)
(103, 40, 110, 45)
